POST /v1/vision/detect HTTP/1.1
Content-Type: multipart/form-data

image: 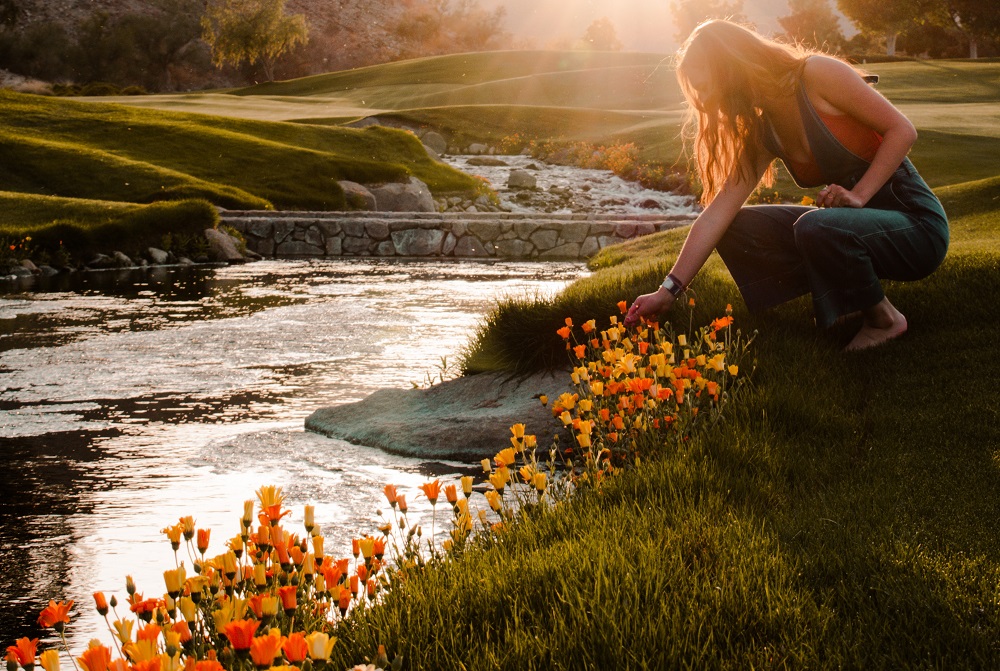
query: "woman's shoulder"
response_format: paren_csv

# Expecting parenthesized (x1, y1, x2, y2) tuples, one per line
(801, 54, 861, 85)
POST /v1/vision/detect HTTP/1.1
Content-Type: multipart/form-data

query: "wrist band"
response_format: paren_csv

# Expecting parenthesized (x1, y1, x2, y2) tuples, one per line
(660, 273, 685, 297)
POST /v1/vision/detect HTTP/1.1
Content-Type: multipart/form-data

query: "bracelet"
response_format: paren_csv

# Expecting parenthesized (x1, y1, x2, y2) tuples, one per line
(660, 273, 685, 297)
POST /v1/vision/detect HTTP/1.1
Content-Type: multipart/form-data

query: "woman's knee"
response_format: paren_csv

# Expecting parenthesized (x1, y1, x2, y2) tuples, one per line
(792, 209, 850, 256)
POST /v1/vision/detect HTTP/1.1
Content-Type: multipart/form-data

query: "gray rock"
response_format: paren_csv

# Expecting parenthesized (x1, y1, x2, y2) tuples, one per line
(204, 228, 245, 263)
(20, 259, 39, 273)
(342, 237, 371, 255)
(375, 240, 396, 256)
(325, 237, 343, 256)
(390, 228, 445, 256)
(304, 371, 569, 461)
(177, 257, 195, 266)
(495, 239, 533, 257)
(580, 237, 600, 258)
(507, 169, 537, 190)
(247, 220, 273, 238)
(147, 247, 170, 264)
(442, 232, 458, 255)
(559, 222, 590, 244)
(339, 180, 377, 211)
(467, 157, 509, 167)
(421, 131, 447, 155)
(276, 240, 324, 256)
(453, 236, 493, 257)
(370, 177, 435, 212)
(86, 254, 115, 269)
(365, 221, 390, 240)
(113, 251, 133, 267)
(529, 229, 559, 250)
(38, 265, 59, 277)
(467, 143, 488, 155)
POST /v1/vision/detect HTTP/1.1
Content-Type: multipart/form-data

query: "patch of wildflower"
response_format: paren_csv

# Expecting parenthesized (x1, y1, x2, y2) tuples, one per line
(549, 300, 752, 472)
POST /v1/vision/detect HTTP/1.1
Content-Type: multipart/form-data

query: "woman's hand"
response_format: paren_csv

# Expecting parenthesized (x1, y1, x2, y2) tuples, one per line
(816, 183, 865, 209)
(624, 287, 675, 327)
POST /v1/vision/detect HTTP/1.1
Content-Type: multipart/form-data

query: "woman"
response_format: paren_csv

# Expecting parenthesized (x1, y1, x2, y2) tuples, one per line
(624, 20, 948, 351)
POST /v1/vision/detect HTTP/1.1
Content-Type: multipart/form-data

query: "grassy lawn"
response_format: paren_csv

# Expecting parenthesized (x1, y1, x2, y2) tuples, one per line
(0, 90, 481, 261)
(320, 158, 1000, 671)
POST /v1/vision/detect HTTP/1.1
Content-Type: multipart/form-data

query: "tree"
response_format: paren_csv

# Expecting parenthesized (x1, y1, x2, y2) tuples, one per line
(836, 0, 927, 55)
(393, 0, 509, 58)
(581, 17, 622, 51)
(201, 0, 308, 82)
(935, 0, 1000, 58)
(671, 0, 748, 44)
(778, 0, 846, 50)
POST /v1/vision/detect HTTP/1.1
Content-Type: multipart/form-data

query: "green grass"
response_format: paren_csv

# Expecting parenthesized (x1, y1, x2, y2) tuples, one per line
(0, 89, 484, 251)
(0, 192, 219, 261)
(324, 176, 1000, 669)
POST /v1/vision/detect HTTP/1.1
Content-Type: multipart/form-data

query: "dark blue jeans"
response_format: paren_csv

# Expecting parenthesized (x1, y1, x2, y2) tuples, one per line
(716, 159, 949, 328)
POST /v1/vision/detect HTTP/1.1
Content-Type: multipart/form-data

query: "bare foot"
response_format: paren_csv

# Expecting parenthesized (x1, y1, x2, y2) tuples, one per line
(831, 310, 863, 327)
(844, 300, 907, 352)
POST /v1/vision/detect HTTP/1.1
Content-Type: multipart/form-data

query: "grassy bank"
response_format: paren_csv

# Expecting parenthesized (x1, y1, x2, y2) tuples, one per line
(0, 193, 219, 264)
(318, 171, 1000, 669)
(0, 89, 482, 262)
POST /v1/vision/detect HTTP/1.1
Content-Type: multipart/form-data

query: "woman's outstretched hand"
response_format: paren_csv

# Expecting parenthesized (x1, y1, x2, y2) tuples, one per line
(624, 287, 675, 328)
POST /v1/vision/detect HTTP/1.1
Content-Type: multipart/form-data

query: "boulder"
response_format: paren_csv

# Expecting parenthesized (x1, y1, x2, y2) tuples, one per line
(147, 247, 170, 265)
(390, 228, 445, 256)
(19, 259, 39, 273)
(508, 169, 537, 190)
(113, 251, 133, 267)
(339, 181, 377, 211)
(421, 131, 447, 155)
(204, 228, 245, 263)
(86, 254, 116, 270)
(304, 371, 570, 461)
(370, 177, 435, 212)
(467, 143, 489, 155)
(467, 157, 509, 167)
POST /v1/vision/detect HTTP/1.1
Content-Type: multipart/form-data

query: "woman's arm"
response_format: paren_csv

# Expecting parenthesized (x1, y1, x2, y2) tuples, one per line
(805, 56, 917, 209)
(624, 150, 772, 326)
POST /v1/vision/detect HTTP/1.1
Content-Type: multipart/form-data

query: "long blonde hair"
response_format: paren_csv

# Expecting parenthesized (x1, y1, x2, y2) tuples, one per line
(676, 20, 816, 204)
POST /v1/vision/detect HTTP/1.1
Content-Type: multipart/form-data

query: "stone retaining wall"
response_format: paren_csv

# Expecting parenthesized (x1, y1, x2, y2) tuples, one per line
(222, 211, 694, 260)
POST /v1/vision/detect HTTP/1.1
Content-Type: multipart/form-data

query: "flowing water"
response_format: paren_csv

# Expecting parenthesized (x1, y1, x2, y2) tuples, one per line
(0, 258, 586, 648)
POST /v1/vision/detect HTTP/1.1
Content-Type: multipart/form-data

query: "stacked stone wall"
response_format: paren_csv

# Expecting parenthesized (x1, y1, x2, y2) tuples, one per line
(223, 211, 694, 260)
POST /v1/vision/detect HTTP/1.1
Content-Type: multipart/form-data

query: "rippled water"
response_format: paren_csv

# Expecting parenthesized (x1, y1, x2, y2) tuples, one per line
(0, 259, 585, 648)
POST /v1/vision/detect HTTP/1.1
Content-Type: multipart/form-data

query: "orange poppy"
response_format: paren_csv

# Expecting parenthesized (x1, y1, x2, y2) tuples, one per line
(5, 638, 37, 666)
(196, 529, 211, 554)
(131, 659, 161, 671)
(78, 644, 112, 671)
(93, 591, 109, 616)
(37, 600, 73, 630)
(249, 631, 285, 668)
(383, 484, 398, 507)
(556, 326, 571, 339)
(419, 480, 441, 504)
(223, 619, 260, 651)
(195, 662, 224, 671)
(617, 300, 628, 314)
(278, 585, 297, 612)
(573, 344, 587, 358)
(283, 633, 309, 663)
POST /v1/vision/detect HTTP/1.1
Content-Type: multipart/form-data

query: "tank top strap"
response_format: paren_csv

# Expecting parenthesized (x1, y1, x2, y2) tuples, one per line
(795, 74, 872, 187)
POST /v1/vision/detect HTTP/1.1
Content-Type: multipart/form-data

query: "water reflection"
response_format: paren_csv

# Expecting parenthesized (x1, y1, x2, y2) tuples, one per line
(0, 259, 586, 648)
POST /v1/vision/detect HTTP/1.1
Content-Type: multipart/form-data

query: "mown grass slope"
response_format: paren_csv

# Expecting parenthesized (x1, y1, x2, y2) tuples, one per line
(0, 89, 482, 257)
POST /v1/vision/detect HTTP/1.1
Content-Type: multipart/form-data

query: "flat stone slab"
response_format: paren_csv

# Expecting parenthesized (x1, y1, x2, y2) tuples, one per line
(304, 371, 570, 461)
